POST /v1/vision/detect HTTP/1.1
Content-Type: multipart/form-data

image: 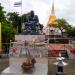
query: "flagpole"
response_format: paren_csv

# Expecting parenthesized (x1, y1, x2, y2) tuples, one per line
(0, 23, 2, 53)
(14, 0, 22, 32)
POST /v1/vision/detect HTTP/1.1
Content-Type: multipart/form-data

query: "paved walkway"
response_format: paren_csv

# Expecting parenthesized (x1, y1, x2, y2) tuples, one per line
(1, 58, 48, 75)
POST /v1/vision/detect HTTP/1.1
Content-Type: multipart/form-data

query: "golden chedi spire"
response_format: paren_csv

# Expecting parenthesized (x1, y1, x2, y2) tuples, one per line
(48, 0, 57, 27)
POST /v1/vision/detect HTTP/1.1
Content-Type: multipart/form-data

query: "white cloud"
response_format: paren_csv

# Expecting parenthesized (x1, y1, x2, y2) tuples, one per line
(0, 0, 75, 26)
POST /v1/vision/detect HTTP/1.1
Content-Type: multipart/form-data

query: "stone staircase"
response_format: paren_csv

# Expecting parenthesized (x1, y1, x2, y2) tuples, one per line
(48, 50, 68, 58)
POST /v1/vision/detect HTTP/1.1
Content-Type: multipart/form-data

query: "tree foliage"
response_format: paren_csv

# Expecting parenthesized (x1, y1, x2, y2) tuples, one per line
(0, 3, 17, 52)
(2, 20, 16, 42)
(7, 12, 20, 29)
(0, 3, 6, 22)
(57, 18, 75, 37)
(66, 26, 75, 37)
(7, 12, 29, 33)
(7, 11, 44, 33)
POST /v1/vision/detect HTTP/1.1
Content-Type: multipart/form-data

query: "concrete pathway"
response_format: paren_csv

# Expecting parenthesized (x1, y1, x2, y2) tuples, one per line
(1, 58, 48, 75)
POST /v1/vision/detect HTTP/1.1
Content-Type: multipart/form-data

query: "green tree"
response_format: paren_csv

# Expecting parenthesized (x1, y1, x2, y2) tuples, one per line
(21, 14, 28, 23)
(0, 3, 6, 22)
(66, 26, 75, 37)
(7, 12, 28, 33)
(57, 19, 69, 35)
(57, 18, 75, 37)
(2, 20, 16, 52)
(2, 20, 16, 42)
(0, 3, 17, 52)
(7, 12, 19, 30)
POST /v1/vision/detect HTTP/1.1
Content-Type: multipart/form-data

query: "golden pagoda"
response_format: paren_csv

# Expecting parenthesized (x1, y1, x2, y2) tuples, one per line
(45, 0, 59, 35)
(46, 0, 69, 58)
(48, 0, 57, 27)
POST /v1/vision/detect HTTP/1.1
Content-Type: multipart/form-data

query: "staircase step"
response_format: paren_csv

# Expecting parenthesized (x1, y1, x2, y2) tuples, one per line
(48, 50, 68, 58)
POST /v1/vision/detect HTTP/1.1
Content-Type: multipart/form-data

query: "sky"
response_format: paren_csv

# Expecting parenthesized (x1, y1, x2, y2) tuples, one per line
(0, 0, 75, 27)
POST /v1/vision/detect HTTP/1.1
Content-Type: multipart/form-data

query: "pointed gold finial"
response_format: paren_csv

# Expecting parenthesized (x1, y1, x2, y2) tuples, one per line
(51, 0, 55, 16)
(48, 0, 57, 26)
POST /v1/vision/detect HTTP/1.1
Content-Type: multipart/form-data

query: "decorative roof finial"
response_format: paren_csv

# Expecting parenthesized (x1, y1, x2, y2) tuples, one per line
(47, 0, 57, 26)
(51, 0, 55, 16)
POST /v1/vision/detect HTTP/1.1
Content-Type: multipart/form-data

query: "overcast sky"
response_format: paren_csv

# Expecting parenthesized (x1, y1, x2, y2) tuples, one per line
(0, 0, 75, 27)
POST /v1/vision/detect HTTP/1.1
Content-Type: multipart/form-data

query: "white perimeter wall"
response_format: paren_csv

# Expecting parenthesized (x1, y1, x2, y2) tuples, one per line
(15, 35, 45, 42)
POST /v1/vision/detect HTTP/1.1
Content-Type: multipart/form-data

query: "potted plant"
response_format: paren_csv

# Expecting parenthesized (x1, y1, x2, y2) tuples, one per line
(21, 58, 36, 71)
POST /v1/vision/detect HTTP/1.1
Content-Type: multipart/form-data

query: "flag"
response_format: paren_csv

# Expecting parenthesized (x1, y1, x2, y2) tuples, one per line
(14, 1, 22, 7)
